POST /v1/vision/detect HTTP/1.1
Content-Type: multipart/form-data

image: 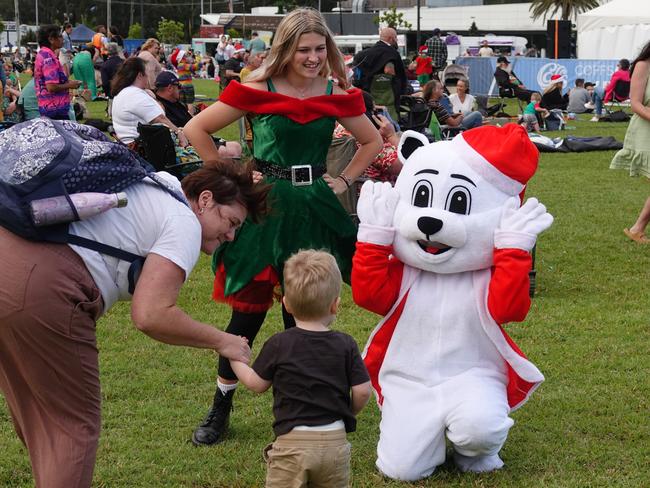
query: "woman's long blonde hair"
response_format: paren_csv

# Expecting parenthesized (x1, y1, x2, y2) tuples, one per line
(247, 8, 348, 89)
(141, 38, 159, 52)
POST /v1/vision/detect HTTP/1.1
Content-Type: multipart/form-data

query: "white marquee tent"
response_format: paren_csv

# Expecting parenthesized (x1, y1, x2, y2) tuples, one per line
(577, 0, 650, 60)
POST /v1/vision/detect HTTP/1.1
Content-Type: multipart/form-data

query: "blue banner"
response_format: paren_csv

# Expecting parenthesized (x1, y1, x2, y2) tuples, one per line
(453, 57, 618, 96)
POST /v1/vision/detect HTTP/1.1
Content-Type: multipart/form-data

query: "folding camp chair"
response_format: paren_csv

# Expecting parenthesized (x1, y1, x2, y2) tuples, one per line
(399, 96, 432, 133)
(136, 123, 202, 180)
(605, 79, 630, 113)
(427, 112, 462, 142)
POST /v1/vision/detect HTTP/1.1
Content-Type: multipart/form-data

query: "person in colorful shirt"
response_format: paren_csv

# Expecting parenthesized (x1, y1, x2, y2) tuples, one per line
(172, 48, 202, 106)
(34, 25, 81, 120)
(333, 90, 402, 191)
(184, 7, 382, 447)
(414, 45, 433, 87)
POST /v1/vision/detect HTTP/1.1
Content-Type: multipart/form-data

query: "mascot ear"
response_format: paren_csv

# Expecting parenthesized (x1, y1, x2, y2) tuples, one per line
(398, 130, 430, 164)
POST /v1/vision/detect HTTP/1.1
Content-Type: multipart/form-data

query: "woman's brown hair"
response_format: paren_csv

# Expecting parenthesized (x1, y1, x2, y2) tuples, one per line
(181, 161, 271, 224)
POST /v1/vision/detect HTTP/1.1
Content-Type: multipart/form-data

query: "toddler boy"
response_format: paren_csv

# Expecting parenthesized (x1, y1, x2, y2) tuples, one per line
(230, 250, 372, 488)
(521, 92, 549, 132)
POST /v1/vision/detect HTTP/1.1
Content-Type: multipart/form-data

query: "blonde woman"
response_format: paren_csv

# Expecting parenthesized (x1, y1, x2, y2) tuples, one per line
(184, 7, 381, 446)
(137, 38, 162, 90)
(540, 73, 568, 111)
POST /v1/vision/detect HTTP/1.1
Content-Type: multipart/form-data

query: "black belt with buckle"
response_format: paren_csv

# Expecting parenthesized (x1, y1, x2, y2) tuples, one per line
(255, 159, 327, 186)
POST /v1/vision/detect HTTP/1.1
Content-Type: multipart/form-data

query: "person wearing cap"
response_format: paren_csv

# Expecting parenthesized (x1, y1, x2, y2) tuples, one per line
(494, 56, 533, 102)
(111, 58, 188, 149)
(101, 42, 124, 118)
(540, 73, 568, 111)
(154, 71, 192, 128)
(222, 48, 245, 87)
(425, 28, 447, 75)
(154, 71, 243, 161)
(478, 40, 494, 57)
(414, 45, 433, 86)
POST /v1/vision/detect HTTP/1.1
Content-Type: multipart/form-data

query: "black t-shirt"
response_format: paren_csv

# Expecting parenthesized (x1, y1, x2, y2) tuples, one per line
(253, 327, 370, 437)
(156, 95, 193, 128)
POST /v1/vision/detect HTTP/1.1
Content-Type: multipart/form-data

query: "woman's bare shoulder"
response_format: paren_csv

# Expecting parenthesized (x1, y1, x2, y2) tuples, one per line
(332, 83, 352, 95)
(242, 80, 268, 92)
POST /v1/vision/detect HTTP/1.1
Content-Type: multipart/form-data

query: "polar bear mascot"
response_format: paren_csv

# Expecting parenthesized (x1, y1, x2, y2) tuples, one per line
(351, 124, 553, 481)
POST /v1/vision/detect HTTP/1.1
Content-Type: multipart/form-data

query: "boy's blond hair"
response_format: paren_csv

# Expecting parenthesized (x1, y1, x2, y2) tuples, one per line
(531, 91, 542, 102)
(283, 250, 342, 321)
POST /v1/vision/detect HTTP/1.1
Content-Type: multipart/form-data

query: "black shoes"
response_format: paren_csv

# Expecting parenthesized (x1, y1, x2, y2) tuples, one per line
(191, 388, 235, 446)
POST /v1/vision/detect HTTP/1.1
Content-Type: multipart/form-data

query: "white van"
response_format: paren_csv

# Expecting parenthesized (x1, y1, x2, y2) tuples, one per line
(334, 35, 407, 58)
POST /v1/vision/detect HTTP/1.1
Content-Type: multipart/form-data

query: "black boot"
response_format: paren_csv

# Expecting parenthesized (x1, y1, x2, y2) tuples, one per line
(191, 388, 235, 446)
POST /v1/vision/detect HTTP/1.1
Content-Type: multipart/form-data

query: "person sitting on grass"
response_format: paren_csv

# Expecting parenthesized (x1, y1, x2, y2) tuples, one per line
(423, 79, 483, 129)
(229, 249, 372, 488)
(520, 92, 549, 132)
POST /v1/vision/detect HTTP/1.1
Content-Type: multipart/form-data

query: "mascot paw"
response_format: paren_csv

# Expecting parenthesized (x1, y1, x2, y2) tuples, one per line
(495, 197, 554, 251)
(357, 181, 399, 228)
(453, 452, 505, 473)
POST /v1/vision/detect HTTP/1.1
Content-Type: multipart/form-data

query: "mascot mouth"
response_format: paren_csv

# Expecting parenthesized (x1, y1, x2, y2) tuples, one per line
(417, 240, 451, 255)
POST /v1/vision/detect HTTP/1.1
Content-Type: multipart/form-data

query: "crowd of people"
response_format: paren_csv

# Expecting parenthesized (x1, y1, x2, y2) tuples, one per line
(1, 10, 649, 487)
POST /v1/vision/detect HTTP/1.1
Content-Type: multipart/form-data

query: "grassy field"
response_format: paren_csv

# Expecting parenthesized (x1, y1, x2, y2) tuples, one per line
(1, 78, 649, 487)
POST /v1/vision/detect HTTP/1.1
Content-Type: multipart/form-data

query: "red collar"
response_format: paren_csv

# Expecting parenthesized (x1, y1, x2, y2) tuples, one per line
(218, 81, 365, 124)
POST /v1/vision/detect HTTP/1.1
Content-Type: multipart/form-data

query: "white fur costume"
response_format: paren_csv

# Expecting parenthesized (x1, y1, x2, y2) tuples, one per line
(351, 125, 553, 481)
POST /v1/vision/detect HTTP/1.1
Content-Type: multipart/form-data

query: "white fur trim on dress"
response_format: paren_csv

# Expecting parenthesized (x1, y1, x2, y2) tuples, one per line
(473, 270, 545, 385)
(450, 135, 525, 196)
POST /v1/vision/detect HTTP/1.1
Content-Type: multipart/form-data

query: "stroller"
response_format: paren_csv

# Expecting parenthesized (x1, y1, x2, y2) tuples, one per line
(441, 64, 469, 91)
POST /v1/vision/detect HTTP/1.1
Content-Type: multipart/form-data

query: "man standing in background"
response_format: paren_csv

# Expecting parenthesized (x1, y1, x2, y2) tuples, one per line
(425, 28, 447, 77)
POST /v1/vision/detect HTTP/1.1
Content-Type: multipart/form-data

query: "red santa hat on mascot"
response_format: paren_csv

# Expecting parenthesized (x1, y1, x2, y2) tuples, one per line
(170, 48, 186, 67)
(449, 124, 539, 197)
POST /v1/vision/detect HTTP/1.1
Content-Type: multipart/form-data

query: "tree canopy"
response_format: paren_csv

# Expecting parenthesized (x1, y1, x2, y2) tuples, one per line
(529, 0, 599, 22)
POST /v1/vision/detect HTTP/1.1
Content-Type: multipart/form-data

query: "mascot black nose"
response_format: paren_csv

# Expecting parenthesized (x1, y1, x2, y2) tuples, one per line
(417, 217, 443, 237)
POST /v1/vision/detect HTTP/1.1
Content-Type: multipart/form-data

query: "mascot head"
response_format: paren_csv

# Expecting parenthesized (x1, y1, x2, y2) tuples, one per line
(392, 124, 539, 273)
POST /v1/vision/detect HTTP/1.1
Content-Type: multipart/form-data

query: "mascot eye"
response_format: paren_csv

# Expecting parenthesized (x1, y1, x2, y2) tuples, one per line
(412, 180, 433, 208)
(446, 186, 471, 215)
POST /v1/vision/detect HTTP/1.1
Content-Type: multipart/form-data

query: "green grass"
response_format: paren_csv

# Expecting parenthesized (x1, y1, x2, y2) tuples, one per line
(2, 79, 649, 487)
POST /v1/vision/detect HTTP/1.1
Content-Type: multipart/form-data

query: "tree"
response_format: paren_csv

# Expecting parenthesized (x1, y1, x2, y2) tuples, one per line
(22, 29, 37, 45)
(468, 21, 479, 36)
(227, 28, 241, 39)
(0, 17, 5, 37)
(128, 23, 143, 39)
(529, 0, 599, 21)
(375, 5, 412, 30)
(157, 18, 185, 45)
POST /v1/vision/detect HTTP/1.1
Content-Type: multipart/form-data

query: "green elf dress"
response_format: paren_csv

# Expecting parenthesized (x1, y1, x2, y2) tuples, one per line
(213, 79, 365, 312)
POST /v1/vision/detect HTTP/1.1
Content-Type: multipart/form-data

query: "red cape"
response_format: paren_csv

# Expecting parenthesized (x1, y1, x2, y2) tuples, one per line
(219, 80, 366, 124)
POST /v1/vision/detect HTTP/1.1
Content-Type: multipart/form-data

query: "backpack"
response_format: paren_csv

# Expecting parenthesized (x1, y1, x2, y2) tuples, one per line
(0, 118, 187, 293)
(544, 109, 566, 131)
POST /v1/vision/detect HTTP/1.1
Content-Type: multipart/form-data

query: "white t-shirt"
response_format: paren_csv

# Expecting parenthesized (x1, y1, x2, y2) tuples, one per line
(69, 172, 201, 313)
(449, 93, 476, 115)
(111, 85, 164, 143)
(223, 44, 235, 61)
(478, 46, 494, 57)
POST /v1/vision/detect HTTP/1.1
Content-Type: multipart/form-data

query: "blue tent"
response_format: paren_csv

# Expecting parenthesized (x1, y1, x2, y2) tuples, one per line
(70, 24, 95, 43)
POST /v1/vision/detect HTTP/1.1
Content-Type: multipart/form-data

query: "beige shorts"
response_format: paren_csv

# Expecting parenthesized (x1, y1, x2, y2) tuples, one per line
(263, 428, 351, 488)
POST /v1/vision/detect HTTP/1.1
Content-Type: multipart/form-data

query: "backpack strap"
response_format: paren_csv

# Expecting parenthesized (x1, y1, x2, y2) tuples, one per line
(66, 234, 145, 295)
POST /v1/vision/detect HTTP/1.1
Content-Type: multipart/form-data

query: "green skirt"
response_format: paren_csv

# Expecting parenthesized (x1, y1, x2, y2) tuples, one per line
(213, 176, 356, 297)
